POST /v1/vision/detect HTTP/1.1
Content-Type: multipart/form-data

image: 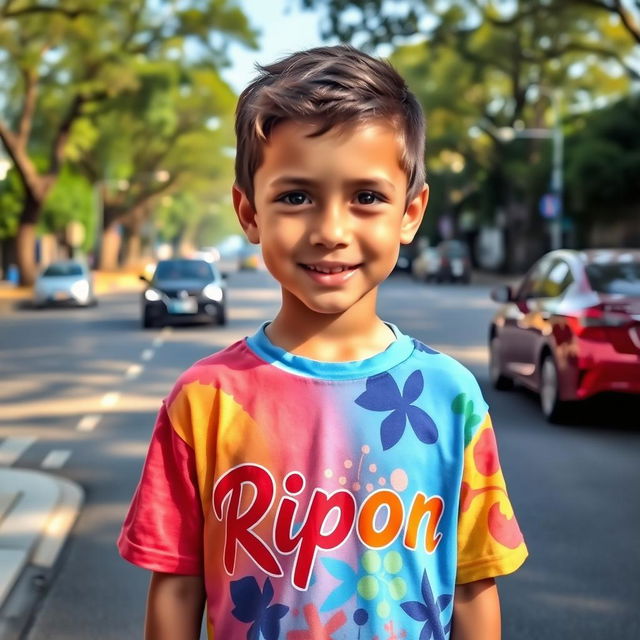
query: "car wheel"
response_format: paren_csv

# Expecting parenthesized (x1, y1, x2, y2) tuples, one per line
(216, 305, 227, 326)
(142, 310, 155, 329)
(489, 337, 513, 390)
(540, 354, 568, 423)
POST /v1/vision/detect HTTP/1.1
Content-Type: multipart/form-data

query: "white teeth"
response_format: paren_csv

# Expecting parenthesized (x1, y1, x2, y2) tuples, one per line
(307, 265, 349, 274)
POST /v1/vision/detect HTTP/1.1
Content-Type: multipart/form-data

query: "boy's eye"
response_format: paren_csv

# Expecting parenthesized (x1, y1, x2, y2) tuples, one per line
(279, 192, 310, 205)
(356, 191, 382, 205)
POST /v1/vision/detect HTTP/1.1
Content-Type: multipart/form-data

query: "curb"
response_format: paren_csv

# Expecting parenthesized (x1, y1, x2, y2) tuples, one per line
(0, 469, 84, 639)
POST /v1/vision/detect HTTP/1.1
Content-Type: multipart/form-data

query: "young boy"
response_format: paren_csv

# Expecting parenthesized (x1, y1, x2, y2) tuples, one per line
(119, 45, 527, 640)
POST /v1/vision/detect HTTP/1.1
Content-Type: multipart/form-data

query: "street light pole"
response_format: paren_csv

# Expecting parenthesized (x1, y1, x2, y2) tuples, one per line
(549, 90, 564, 251)
(494, 87, 564, 250)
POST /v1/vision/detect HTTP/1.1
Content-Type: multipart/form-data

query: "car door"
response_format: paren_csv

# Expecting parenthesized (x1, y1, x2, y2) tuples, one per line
(501, 256, 555, 381)
(521, 259, 574, 373)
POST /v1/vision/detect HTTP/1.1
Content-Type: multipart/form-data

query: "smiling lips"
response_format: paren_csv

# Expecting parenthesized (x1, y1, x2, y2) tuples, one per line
(300, 261, 361, 286)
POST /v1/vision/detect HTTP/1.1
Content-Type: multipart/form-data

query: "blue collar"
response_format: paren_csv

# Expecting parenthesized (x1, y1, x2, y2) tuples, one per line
(245, 322, 414, 380)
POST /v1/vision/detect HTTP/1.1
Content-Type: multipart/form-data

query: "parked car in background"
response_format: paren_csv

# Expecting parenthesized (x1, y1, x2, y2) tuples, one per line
(393, 245, 414, 273)
(489, 249, 640, 422)
(33, 260, 96, 308)
(412, 246, 441, 282)
(140, 258, 227, 328)
(435, 240, 472, 283)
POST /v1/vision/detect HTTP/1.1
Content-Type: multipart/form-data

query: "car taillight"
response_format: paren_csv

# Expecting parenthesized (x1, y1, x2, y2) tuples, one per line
(566, 306, 632, 341)
(578, 306, 632, 327)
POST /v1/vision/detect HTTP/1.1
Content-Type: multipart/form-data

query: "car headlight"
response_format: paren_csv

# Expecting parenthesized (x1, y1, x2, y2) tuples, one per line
(202, 284, 223, 302)
(70, 280, 89, 299)
(145, 288, 162, 302)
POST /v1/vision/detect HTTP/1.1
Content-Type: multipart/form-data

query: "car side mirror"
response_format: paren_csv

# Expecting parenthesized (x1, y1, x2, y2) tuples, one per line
(139, 275, 149, 283)
(490, 285, 513, 303)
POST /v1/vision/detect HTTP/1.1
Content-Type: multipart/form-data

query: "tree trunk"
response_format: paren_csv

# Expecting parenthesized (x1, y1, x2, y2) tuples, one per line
(124, 230, 142, 267)
(16, 193, 42, 286)
(100, 224, 122, 271)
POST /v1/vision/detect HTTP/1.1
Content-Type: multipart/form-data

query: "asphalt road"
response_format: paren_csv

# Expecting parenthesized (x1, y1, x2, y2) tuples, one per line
(1, 269, 638, 639)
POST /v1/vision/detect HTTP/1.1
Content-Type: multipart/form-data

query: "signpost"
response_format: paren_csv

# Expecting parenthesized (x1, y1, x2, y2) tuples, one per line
(539, 193, 561, 220)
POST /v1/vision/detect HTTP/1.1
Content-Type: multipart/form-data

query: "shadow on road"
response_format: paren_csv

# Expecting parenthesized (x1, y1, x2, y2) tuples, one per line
(506, 386, 640, 432)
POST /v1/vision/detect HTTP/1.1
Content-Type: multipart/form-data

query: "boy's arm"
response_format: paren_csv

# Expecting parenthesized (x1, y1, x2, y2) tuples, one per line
(145, 572, 206, 640)
(452, 578, 501, 640)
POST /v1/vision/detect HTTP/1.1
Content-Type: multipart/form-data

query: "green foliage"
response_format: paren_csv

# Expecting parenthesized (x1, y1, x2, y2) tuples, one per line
(0, 168, 23, 240)
(40, 166, 95, 250)
(565, 94, 640, 225)
(0, 0, 257, 248)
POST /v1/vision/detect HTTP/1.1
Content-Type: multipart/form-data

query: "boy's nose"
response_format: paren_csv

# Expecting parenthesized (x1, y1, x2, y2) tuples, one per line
(309, 204, 352, 249)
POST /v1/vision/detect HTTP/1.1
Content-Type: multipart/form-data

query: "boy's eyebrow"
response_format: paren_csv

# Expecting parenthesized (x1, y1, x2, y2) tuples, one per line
(269, 176, 396, 192)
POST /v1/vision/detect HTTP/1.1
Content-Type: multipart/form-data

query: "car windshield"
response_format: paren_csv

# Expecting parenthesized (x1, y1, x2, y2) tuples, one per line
(155, 260, 213, 281)
(586, 261, 640, 296)
(43, 263, 83, 277)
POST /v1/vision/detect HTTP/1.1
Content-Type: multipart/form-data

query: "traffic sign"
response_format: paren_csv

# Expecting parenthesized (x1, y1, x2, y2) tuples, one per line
(539, 193, 561, 219)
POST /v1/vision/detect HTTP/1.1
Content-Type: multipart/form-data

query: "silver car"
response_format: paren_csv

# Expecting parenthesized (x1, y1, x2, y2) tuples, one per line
(33, 260, 96, 308)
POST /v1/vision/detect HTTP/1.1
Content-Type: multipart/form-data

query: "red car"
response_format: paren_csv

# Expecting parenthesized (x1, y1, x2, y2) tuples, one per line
(489, 249, 640, 422)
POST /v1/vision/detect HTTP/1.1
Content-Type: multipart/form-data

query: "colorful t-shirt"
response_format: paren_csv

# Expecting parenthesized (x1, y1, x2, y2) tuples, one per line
(119, 324, 527, 640)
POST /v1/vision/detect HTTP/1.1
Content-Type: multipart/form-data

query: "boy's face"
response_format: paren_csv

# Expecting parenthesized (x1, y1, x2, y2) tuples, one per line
(234, 119, 428, 317)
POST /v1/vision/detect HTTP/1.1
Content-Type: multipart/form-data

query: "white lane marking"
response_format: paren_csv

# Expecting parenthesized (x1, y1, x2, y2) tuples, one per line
(0, 436, 37, 467)
(152, 337, 164, 348)
(125, 364, 143, 380)
(141, 349, 154, 361)
(76, 414, 102, 432)
(100, 392, 121, 408)
(41, 450, 72, 470)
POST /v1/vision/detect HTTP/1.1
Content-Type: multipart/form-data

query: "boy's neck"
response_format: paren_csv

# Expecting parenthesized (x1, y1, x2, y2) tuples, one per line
(265, 289, 395, 362)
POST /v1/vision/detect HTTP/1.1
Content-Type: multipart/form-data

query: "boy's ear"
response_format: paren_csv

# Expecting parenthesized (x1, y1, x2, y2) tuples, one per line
(232, 184, 260, 244)
(400, 183, 429, 245)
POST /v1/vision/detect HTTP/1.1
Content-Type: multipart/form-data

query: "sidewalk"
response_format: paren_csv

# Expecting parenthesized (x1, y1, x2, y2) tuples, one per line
(0, 469, 83, 639)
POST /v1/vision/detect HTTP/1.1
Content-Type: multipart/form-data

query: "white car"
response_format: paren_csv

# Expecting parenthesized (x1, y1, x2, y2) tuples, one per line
(412, 247, 441, 282)
(33, 260, 96, 308)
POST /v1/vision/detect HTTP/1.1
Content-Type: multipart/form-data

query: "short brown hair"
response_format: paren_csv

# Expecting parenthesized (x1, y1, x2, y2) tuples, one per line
(234, 45, 426, 206)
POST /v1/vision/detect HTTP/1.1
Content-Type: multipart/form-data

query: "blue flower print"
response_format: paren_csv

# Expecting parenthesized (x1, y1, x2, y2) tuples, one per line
(355, 371, 438, 450)
(400, 570, 452, 640)
(413, 339, 439, 355)
(230, 576, 289, 640)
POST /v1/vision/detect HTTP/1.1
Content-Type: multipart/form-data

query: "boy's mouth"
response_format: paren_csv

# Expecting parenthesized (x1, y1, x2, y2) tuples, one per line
(301, 262, 361, 274)
(299, 261, 362, 285)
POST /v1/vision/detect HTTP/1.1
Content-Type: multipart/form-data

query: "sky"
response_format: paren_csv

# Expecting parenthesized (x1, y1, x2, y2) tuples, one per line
(221, 0, 333, 94)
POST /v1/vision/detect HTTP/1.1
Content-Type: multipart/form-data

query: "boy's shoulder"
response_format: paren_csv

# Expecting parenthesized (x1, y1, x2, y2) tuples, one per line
(165, 337, 257, 403)
(409, 336, 480, 383)
(404, 335, 488, 414)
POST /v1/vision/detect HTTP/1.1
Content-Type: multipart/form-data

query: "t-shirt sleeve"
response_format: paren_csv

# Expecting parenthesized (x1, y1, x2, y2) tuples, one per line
(117, 402, 204, 575)
(456, 411, 528, 584)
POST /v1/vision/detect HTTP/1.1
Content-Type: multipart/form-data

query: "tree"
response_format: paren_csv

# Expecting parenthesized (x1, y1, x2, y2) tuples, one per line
(569, 0, 640, 44)
(0, 0, 256, 284)
(80, 59, 238, 269)
(301, 0, 636, 268)
(565, 94, 640, 243)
